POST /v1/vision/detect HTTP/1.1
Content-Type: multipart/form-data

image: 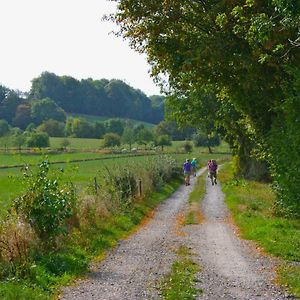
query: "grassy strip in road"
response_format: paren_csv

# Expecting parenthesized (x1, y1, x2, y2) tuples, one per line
(184, 171, 206, 225)
(219, 162, 300, 297)
(160, 246, 201, 300)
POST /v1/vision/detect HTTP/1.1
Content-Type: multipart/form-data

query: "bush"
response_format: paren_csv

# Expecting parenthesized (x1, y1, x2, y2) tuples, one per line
(0, 119, 9, 137)
(27, 131, 50, 148)
(103, 133, 121, 147)
(13, 160, 77, 247)
(182, 141, 193, 153)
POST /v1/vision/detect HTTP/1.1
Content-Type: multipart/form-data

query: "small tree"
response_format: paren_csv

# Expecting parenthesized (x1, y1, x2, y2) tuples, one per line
(136, 128, 153, 150)
(155, 134, 172, 151)
(121, 127, 135, 151)
(60, 138, 70, 150)
(182, 141, 193, 153)
(103, 133, 121, 148)
(0, 119, 9, 137)
(12, 130, 26, 151)
(37, 119, 65, 137)
(13, 160, 77, 247)
(192, 132, 220, 154)
(27, 131, 50, 148)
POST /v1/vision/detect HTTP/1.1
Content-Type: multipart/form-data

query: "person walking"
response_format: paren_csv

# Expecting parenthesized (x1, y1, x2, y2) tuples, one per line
(208, 159, 218, 185)
(191, 157, 197, 177)
(183, 158, 192, 186)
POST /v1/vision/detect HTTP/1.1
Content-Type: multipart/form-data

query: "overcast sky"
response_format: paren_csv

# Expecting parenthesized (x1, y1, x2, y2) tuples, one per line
(0, 0, 161, 96)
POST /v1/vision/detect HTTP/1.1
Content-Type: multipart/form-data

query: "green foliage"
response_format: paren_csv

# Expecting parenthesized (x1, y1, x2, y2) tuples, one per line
(27, 131, 50, 148)
(59, 138, 70, 150)
(102, 132, 121, 147)
(135, 127, 153, 148)
(155, 134, 172, 151)
(13, 160, 77, 245)
(182, 141, 193, 153)
(29, 72, 163, 124)
(121, 127, 136, 150)
(192, 131, 220, 149)
(221, 163, 300, 261)
(0, 119, 9, 136)
(0, 282, 49, 300)
(31, 98, 66, 125)
(105, 119, 124, 136)
(13, 103, 32, 130)
(278, 265, 300, 298)
(37, 119, 65, 137)
(112, 0, 300, 215)
(220, 162, 300, 295)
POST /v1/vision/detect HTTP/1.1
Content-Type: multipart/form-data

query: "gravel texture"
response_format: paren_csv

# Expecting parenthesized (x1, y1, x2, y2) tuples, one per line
(60, 169, 295, 300)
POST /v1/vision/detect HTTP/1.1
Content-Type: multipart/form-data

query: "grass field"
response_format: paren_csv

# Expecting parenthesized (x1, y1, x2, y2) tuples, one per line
(0, 149, 231, 216)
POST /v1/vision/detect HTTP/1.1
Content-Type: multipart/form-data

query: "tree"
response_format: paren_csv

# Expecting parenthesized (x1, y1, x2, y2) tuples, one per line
(27, 131, 50, 148)
(105, 119, 124, 136)
(94, 122, 106, 138)
(37, 119, 65, 137)
(121, 127, 135, 151)
(60, 138, 70, 150)
(182, 141, 193, 153)
(0, 90, 22, 124)
(13, 103, 32, 130)
(192, 131, 221, 154)
(70, 118, 95, 138)
(12, 130, 26, 151)
(136, 128, 153, 149)
(155, 134, 172, 151)
(0, 119, 9, 137)
(31, 98, 66, 125)
(103, 133, 121, 148)
(111, 0, 300, 215)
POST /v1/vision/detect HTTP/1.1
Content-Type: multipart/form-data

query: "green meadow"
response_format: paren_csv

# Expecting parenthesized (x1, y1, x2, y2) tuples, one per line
(0, 144, 231, 215)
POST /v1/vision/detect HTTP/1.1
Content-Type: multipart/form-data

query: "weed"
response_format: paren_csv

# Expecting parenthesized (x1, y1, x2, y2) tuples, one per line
(160, 246, 201, 299)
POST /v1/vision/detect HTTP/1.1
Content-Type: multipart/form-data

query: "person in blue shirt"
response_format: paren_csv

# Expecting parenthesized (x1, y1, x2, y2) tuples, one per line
(191, 157, 197, 177)
(183, 159, 192, 186)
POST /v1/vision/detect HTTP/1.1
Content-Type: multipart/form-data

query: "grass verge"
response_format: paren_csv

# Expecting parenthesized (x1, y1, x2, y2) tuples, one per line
(219, 162, 300, 297)
(159, 246, 201, 300)
(184, 172, 206, 225)
(0, 178, 182, 300)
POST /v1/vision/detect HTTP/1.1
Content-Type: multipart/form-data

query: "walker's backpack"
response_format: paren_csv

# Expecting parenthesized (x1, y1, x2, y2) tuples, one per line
(209, 161, 218, 171)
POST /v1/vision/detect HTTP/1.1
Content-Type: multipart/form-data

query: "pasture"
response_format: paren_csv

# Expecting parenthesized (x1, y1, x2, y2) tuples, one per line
(0, 139, 231, 216)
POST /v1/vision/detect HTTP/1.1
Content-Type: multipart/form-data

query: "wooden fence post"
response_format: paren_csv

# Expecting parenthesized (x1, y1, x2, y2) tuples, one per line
(138, 179, 142, 197)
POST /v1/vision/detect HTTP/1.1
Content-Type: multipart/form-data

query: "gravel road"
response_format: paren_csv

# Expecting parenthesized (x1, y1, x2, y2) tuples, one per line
(60, 169, 294, 300)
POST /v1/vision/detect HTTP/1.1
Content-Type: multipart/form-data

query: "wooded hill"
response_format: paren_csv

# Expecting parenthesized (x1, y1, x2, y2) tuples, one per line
(0, 72, 164, 130)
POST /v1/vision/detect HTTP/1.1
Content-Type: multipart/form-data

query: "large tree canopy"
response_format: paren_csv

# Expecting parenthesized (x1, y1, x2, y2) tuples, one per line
(111, 0, 300, 215)
(29, 72, 164, 124)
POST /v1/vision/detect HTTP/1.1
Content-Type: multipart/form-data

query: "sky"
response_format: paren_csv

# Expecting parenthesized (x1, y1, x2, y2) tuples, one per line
(0, 0, 161, 96)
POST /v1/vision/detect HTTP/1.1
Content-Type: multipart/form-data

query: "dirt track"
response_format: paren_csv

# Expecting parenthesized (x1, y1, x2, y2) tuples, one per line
(60, 169, 294, 300)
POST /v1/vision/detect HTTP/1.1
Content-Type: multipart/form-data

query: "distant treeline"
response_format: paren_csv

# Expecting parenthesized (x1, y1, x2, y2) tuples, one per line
(0, 72, 165, 130)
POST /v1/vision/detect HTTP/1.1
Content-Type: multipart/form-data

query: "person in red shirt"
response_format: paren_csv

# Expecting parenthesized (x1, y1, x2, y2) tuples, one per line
(208, 159, 218, 185)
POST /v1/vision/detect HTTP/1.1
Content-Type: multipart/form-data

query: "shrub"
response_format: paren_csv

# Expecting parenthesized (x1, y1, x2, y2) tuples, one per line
(27, 131, 50, 148)
(182, 141, 193, 153)
(103, 133, 121, 147)
(13, 160, 77, 247)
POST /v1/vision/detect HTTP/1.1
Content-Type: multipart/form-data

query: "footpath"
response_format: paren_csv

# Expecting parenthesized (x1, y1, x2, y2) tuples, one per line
(60, 169, 293, 299)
